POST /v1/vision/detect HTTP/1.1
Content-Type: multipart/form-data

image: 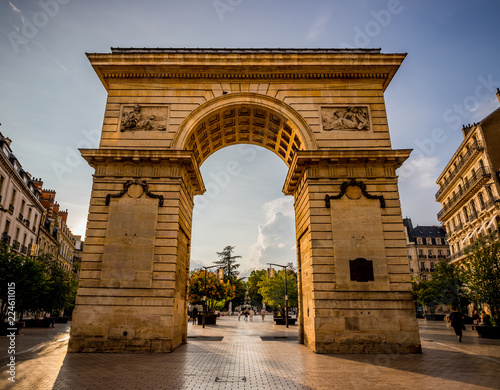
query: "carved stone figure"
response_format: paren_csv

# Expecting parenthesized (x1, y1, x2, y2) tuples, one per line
(121, 105, 167, 131)
(322, 106, 369, 131)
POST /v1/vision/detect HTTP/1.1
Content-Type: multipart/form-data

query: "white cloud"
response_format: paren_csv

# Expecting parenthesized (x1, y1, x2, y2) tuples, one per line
(307, 10, 332, 41)
(398, 156, 441, 188)
(242, 197, 295, 276)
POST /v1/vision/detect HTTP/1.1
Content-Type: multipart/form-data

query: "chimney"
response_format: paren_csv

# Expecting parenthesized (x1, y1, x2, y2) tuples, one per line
(59, 209, 68, 223)
(32, 178, 44, 191)
(4, 137, 12, 147)
(53, 202, 60, 215)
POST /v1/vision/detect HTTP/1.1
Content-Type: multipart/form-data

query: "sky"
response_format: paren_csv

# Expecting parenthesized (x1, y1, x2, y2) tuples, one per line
(1, 0, 500, 276)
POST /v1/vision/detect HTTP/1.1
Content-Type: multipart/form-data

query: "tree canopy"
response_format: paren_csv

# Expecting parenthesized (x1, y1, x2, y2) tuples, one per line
(188, 269, 235, 314)
(258, 269, 298, 317)
(214, 245, 241, 280)
(462, 229, 500, 325)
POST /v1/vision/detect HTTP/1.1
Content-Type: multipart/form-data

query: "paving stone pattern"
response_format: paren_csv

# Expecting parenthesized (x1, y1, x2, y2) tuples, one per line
(1, 317, 499, 389)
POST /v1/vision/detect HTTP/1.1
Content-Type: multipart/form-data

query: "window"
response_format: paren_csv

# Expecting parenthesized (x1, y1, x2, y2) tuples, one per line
(422, 275, 427, 281)
(479, 192, 486, 209)
(430, 262, 434, 271)
(417, 237, 423, 244)
(436, 238, 441, 245)
(426, 237, 432, 245)
(0, 175, 4, 195)
(428, 250, 433, 257)
(463, 207, 469, 222)
(420, 261, 425, 269)
(10, 188, 17, 207)
(438, 250, 443, 257)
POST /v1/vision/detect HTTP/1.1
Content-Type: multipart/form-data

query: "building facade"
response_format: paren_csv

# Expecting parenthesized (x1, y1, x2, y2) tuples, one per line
(0, 130, 79, 273)
(33, 179, 78, 272)
(403, 218, 449, 281)
(0, 132, 44, 256)
(436, 90, 500, 262)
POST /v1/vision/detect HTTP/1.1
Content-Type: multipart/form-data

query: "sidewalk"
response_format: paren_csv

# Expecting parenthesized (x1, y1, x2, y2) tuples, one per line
(1, 317, 499, 389)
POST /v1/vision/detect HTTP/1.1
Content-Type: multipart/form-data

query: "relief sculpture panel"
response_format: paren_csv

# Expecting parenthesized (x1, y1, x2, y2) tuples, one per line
(120, 105, 168, 131)
(321, 106, 370, 131)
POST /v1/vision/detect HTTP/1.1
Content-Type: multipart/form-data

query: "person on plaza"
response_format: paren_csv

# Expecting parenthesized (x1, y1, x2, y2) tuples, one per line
(481, 311, 492, 326)
(238, 310, 242, 321)
(472, 309, 480, 325)
(244, 309, 249, 321)
(261, 309, 266, 321)
(192, 307, 198, 325)
(448, 307, 465, 343)
(249, 308, 254, 321)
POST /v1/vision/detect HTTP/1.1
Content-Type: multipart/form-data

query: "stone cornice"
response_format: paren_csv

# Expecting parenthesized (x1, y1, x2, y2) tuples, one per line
(79, 149, 205, 194)
(86, 50, 406, 92)
(283, 149, 411, 195)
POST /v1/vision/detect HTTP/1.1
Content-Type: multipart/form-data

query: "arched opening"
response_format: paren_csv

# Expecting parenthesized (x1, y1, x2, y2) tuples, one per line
(188, 144, 297, 333)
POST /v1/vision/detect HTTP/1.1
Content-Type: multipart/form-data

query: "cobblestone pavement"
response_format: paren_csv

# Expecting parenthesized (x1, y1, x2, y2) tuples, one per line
(1, 317, 499, 389)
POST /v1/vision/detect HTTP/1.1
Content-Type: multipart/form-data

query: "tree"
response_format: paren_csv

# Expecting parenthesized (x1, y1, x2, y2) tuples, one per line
(258, 269, 298, 317)
(429, 259, 470, 314)
(40, 255, 78, 316)
(188, 270, 235, 314)
(461, 229, 500, 325)
(412, 278, 440, 314)
(247, 269, 266, 308)
(214, 246, 241, 280)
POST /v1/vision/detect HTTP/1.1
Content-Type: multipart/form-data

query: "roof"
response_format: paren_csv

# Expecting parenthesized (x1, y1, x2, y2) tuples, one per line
(409, 225, 446, 238)
(109, 47, 383, 55)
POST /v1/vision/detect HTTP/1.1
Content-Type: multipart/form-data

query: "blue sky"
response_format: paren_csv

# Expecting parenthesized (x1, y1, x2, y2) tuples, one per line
(1, 0, 499, 275)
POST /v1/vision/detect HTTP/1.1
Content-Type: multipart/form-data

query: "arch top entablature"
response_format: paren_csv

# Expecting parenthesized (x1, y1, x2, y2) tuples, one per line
(172, 92, 319, 167)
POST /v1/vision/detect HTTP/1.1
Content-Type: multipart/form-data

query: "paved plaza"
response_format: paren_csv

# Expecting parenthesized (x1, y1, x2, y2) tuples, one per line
(1, 316, 499, 389)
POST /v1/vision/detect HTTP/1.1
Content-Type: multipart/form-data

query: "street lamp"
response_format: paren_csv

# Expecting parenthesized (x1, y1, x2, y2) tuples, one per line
(267, 263, 289, 328)
(201, 265, 223, 328)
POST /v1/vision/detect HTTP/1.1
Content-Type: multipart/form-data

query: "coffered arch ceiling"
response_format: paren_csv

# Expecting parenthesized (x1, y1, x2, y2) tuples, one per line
(174, 93, 317, 167)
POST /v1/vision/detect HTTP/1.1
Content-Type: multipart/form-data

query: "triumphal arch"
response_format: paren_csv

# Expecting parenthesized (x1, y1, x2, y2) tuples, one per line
(68, 48, 421, 354)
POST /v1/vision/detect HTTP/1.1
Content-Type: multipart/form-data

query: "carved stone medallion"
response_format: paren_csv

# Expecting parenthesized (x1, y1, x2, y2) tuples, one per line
(120, 105, 168, 132)
(321, 106, 370, 131)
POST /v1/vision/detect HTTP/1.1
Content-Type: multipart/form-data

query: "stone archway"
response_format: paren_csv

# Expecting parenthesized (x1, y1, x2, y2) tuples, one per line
(68, 48, 421, 354)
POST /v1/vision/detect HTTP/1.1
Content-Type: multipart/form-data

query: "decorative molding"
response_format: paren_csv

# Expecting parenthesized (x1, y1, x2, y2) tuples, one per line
(325, 179, 385, 208)
(105, 180, 164, 206)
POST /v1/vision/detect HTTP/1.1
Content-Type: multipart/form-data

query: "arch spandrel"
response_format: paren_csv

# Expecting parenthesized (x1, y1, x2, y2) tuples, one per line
(172, 93, 318, 167)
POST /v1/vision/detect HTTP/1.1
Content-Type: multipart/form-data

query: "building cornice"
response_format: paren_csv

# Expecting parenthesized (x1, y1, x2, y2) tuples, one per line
(86, 49, 406, 92)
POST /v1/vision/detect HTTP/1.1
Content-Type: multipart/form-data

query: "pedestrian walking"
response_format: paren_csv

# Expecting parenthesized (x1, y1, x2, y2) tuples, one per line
(261, 309, 266, 321)
(238, 311, 241, 321)
(249, 308, 254, 321)
(192, 307, 198, 325)
(244, 310, 248, 321)
(448, 307, 465, 343)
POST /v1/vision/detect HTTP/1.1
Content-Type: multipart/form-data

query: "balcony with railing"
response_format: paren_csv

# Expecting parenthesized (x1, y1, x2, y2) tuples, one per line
(12, 240, 20, 250)
(437, 167, 491, 221)
(436, 140, 483, 200)
(20, 245, 27, 255)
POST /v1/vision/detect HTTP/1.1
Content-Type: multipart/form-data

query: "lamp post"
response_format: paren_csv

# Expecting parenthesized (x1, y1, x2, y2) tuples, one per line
(201, 265, 221, 328)
(267, 263, 289, 328)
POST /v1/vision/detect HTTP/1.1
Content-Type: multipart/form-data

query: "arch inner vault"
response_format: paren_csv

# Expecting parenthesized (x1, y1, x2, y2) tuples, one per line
(69, 48, 421, 354)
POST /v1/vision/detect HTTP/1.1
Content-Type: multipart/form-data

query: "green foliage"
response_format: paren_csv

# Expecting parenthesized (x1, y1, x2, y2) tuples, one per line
(247, 269, 266, 307)
(258, 269, 298, 317)
(0, 244, 78, 321)
(214, 245, 241, 280)
(411, 259, 470, 314)
(188, 269, 235, 314)
(461, 228, 500, 325)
